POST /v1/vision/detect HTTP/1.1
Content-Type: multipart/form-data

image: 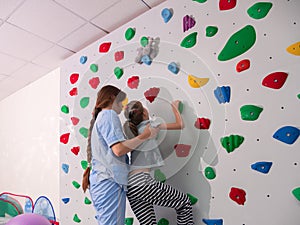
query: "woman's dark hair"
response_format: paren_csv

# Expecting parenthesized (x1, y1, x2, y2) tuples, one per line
(123, 101, 144, 139)
(82, 85, 126, 193)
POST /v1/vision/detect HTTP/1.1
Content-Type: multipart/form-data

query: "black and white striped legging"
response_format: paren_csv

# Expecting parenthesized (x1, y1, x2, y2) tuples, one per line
(127, 172, 194, 225)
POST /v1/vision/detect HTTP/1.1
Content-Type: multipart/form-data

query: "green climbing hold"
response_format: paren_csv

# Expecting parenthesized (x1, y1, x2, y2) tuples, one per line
(247, 2, 273, 20)
(240, 105, 263, 121)
(204, 166, 216, 180)
(80, 97, 89, 108)
(140, 36, 149, 47)
(114, 67, 124, 79)
(73, 214, 81, 223)
(297, 93, 300, 99)
(193, 0, 207, 2)
(81, 160, 88, 170)
(72, 181, 80, 189)
(125, 27, 135, 41)
(90, 63, 98, 73)
(158, 218, 169, 225)
(187, 193, 198, 205)
(178, 101, 184, 114)
(180, 32, 197, 48)
(292, 187, 300, 201)
(84, 197, 92, 205)
(79, 127, 88, 138)
(221, 134, 244, 153)
(206, 26, 218, 37)
(125, 218, 134, 225)
(154, 169, 166, 183)
(218, 25, 256, 61)
(61, 105, 69, 114)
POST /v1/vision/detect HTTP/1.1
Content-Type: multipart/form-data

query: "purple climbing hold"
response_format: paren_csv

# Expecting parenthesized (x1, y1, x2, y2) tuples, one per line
(251, 161, 273, 174)
(214, 86, 231, 103)
(183, 15, 196, 32)
(273, 126, 299, 145)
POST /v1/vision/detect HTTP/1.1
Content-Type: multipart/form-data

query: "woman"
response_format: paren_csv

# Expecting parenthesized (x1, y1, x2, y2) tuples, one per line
(82, 85, 159, 225)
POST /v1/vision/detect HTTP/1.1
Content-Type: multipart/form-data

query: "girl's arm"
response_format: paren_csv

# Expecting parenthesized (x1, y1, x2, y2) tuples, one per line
(158, 100, 184, 130)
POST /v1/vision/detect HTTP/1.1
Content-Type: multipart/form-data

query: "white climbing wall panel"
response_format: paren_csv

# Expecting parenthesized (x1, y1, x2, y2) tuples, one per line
(60, 0, 300, 224)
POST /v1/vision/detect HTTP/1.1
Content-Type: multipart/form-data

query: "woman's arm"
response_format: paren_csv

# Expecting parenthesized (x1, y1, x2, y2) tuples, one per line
(158, 100, 184, 130)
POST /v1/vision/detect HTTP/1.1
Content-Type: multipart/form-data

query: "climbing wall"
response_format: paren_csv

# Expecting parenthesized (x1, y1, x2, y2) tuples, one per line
(59, 0, 300, 224)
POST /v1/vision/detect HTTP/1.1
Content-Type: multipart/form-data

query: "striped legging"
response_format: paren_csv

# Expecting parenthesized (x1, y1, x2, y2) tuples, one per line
(127, 172, 194, 225)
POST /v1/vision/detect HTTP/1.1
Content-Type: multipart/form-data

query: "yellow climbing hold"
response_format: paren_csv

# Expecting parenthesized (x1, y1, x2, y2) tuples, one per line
(122, 97, 128, 110)
(188, 75, 209, 88)
(286, 41, 300, 56)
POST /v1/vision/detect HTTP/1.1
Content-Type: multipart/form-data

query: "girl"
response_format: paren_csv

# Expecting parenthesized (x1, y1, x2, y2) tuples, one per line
(82, 85, 159, 225)
(123, 100, 194, 225)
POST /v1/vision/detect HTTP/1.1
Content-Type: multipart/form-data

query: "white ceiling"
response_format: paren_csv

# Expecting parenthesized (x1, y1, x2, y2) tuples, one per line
(0, 0, 165, 101)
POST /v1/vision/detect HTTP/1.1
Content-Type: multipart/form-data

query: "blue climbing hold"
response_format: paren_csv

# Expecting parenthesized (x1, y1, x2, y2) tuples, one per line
(273, 126, 299, 145)
(214, 86, 231, 103)
(141, 55, 152, 65)
(80, 56, 87, 64)
(168, 62, 179, 74)
(62, 163, 69, 174)
(251, 161, 273, 174)
(203, 218, 223, 225)
(62, 198, 70, 204)
(161, 8, 173, 23)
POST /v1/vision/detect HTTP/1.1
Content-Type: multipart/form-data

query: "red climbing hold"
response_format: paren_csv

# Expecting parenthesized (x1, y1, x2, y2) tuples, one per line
(70, 73, 79, 84)
(229, 187, 246, 205)
(194, 118, 211, 129)
(114, 51, 124, 61)
(144, 87, 160, 103)
(219, 0, 237, 11)
(236, 59, 250, 73)
(99, 42, 112, 53)
(262, 72, 288, 89)
(127, 76, 140, 89)
(89, 77, 100, 89)
(71, 146, 80, 155)
(69, 87, 78, 96)
(71, 117, 80, 126)
(174, 144, 191, 157)
(60, 133, 70, 144)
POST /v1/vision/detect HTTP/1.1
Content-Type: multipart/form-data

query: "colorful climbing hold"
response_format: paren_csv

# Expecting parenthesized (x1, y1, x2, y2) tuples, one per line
(84, 197, 92, 205)
(202, 219, 223, 225)
(71, 146, 80, 156)
(79, 127, 88, 138)
(204, 167, 216, 180)
(262, 72, 288, 89)
(140, 36, 149, 47)
(273, 126, 299, 145)
(188, 75, 209, 88)
(61, 163, 69, 174)
(218, 25, 256, 61)
(187, 193, 198, 205)
(127, 76, 140, 89)
(81, 160, 88, 170)
(72, 181, 80, 189)
(89, 77, 100, 89)
(221, 134, 244, 153)
(70, 73, 79, 84)
(286, 41, 300, 56)
(125, 27, 135, 41)
(214, 86, 231, 103)
(154, 169, 166, 183)
(114, 67, 124, 79)
(174, 144, 191, 157)
(90, 64, 98, 73)
(194, 117, 211, 129)
(61, 198, 70, 204)
(292, 187, 300, 201)
(61, 105, 69, 114)
(125, 218, 134, 225)
(73, 214, 81, 223)
(168, 62, 179, 74)
(206, 26, 218, 37)
(240, 105, 263, 121)
(114, 51, 124, 62)
(178, 101, 183, 114)
(144, 87, 160, 103)
(158, 218, 169, 225)
(183, 15, 196, 32)
(69, 87, 78, 96)
(141, 55, 152, 65)
(251, 161, 273, 174)
(71, 117, 80, 126)
(247, 2, 273, 20)
(298, 93, 300, 99)
(80, 97, 89, 108)
(99, 42, 111, 53)
(79, 56, 87, 64)
(229, 187, 246, 205)
(60, 133, 70, 144)
(180, 32, 197, 48)
(219, 0, 236, 10)
(193, 0, 207, 3)
(236, 59, 250, 72)
(161, 8, 173, 23)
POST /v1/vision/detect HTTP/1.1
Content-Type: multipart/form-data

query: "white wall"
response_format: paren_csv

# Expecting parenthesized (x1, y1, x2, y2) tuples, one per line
(0, 68, 60, 219)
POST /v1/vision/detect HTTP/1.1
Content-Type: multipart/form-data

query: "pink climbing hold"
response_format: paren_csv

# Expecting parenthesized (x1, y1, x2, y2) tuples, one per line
(183, 15, 196, 32)
(115, 51, 124, 61)
(229, 187, 246, 205)
(194, 118, 211, 129)
(60, 133, 70, 144)
(262, 72, 288, 89)
(174, 144, 191, 157)
(144, 87, 160, 103)
(99, 42, 112, 53)
(127, 76, 140, 89)
(219, 0, 237, 11)
(236, 59, 250, 73)
(69, 87, 78, 96)
(71, 117, 80, 126)
(89, 77, 100, 89)
(70, 73, 79, 84)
